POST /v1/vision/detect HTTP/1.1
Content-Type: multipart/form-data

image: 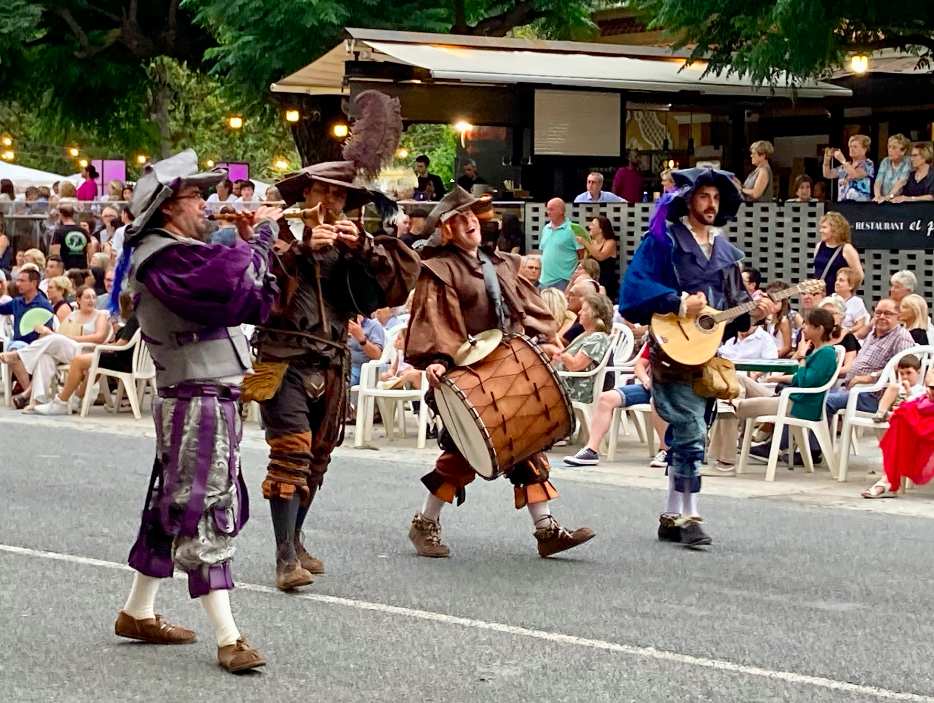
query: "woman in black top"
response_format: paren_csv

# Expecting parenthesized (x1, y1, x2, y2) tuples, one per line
(578, 216, 619, 303)
(894, 144, 934, 203)
(900, 293, 929, 345)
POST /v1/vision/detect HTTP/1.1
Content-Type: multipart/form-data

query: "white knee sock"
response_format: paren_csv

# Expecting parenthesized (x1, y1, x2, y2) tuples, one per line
(421, 493, 446, 522)
(527, 501, 553, 527)
(123, 572, 161, 621)
(681, 491, 698, 519)
(200, 589, 241, 647)
(666, 473, 682, 514)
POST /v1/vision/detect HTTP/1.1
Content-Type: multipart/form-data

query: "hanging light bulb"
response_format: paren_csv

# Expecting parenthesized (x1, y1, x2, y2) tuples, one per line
(274, 159, 290, 170)
(397, 148, 409, 159)
(850, 55, 869, 74)
(285, 110, 300, 123)
(228, 116, 243, 129)
(206, 160, 215, 168)
(454, 120, 473, 147)
(79, 158, 89, 168)
(137, 154, 148, 164)
(1, 136, 12, 147)
(69, 147, 80, 157)
(332, 124, 349, 138)
(0, 150, 14, 161)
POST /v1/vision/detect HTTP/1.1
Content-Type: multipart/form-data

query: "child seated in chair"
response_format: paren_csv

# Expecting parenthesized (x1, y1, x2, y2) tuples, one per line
(380, 329, 422, 390)
(872, 354, 924, 423)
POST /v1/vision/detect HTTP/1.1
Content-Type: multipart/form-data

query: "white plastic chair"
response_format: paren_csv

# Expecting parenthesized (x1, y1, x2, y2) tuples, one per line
(353, 323, 430, 448)
(0, 317, 13, 407)
(79, 330, 155, 420)
(557, 328, 620, 443)
(737, 346, 845, 481)
(835, 345, 934, 482)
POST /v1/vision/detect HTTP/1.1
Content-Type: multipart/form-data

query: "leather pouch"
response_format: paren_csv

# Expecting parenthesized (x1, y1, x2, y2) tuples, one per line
(693, 358, 740, 400)
(242, 361, 289, 403)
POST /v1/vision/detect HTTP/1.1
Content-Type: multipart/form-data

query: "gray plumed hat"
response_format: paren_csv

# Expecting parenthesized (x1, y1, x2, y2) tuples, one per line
(126, 149, 227, 241)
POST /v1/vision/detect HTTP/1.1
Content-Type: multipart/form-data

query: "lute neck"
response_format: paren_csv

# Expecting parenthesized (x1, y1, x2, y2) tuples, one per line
(709, 285, 801, 323)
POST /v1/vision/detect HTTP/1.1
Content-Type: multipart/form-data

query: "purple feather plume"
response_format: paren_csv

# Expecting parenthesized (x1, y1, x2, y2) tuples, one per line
(342, 91, 403, 180)
(647, 190, 678, 242)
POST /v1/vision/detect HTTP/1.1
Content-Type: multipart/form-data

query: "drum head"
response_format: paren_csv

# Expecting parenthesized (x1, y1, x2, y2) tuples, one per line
(434, 383, 497, 478)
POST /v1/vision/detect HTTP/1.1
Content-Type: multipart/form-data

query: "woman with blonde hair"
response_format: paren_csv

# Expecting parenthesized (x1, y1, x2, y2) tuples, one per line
(102, 179, 126, 202)
(899, 293, 929, 345)
(823, 134, 874, 201)
(23, 248, 46, 272)
(874, 134, 911, 201)
(734, 140, 774, 202)
(553, 292, 615, 403)
(894, 143, 934, 203)
(812, 210, 863, 291)
(540, 286, 575, 342)
(660, 169, 676, 193)
(46, 275, 74, 324)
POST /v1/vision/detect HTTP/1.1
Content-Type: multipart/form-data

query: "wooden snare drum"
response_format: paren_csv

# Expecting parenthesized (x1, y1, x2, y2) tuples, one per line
(434, 334, 573, 479)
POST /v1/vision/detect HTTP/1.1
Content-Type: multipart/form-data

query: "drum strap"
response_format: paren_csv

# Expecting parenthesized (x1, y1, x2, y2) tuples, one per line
(477, 249, 508, 332)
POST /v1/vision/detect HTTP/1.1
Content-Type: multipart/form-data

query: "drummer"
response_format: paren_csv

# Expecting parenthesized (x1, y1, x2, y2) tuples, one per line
(405, 186, 596, 559)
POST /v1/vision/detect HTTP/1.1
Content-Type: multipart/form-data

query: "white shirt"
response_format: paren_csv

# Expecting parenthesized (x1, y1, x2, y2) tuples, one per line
(574, 190, 625, 203)
(111, 225, 127, 259)
(233, 195, 263, 211)
(842, 295, 869, 329)
(206, 193, 236, 214)
(718, 326, 778, 361)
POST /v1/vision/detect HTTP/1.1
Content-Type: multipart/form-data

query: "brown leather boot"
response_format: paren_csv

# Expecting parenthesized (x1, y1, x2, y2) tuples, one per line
(534, 518, 596, 558)
(294, 530, 325, 574)
(408, 513, 450, 558)
(114, 611, 197, 644)
(275, 544, 313, 591)
(217, 637, 266, 673)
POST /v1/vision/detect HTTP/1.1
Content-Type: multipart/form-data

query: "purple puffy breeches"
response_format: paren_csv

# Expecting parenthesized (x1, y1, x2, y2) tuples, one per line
(128, 383, 248, 598)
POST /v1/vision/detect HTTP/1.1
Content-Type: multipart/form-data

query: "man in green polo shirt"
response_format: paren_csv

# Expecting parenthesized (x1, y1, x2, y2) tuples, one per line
(539, 198, 582, 291)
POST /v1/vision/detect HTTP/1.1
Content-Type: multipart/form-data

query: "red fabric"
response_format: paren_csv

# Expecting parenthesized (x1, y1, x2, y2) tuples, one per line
(611, 167, 644, 203)
(880, 397, 934, 489)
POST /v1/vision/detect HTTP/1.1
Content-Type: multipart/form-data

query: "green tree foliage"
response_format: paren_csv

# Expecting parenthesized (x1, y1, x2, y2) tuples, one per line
(630, 0, 934, 84)
(398, 124, 458, 186)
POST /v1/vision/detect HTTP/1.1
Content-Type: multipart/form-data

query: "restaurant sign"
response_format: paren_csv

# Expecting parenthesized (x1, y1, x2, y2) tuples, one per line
(829, 202, 934, 249)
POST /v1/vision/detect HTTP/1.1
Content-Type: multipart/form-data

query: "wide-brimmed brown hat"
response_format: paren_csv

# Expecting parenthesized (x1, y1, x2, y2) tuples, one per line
(275, 161, 373, 211)
(422, 186, 493, 241)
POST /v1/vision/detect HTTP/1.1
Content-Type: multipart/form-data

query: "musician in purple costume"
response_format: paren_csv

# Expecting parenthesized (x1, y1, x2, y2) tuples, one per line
(112, 150, 279, 673)
(619, 168, 769, 548)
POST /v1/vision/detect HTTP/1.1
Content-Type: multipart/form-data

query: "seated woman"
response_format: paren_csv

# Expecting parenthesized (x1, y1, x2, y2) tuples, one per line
(764, 280, 793, 358)
(46, 275, 74, 324)
(540, 287, 576, 344)
(899, 293, 929, 345)
(0, 285, 110, 410)
(35, 293, 139, 415)
(863, 368, 934, 499)
(712, 310, 839, 466)
(743, 309, 841, 462)
(552, 292, 614, 403)
(791, 296, 859, 376)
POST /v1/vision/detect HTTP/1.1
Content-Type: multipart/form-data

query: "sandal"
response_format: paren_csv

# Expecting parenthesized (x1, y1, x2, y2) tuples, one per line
(12, 393, 28, 410)
(861, 484, 897, 499)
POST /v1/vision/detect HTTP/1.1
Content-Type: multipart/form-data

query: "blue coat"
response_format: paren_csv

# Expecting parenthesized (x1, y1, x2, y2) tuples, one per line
(619, 221, 752, 339)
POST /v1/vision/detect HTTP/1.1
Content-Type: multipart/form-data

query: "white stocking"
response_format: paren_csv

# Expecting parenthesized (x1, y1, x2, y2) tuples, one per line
(421, 493, 446, 522)
(681, 491, 698, 519)
(666, 473, 682, 514)
(123, 572, 161, 621)
(527, 501, 553, 527)
(200, 589, 241, 647)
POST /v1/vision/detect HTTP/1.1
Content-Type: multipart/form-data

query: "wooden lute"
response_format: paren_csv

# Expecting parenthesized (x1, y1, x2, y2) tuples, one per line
(650, 280, 825, 366)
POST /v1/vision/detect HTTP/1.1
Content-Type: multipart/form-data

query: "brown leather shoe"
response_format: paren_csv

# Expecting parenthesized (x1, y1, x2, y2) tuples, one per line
(276, 560, 314, 591)
(295, 531, 325, 574)
(409, 513, 450, 558)
(534, 518, 596, 558)
(114, 611, 197, 644)
(218, 637, 266, 673)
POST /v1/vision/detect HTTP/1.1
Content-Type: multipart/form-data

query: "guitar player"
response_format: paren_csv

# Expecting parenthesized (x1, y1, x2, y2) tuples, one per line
(619, 168, 771, 548)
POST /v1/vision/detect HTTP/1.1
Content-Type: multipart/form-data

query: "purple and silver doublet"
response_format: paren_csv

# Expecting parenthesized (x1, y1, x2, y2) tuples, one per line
(126, 221, 277, 597)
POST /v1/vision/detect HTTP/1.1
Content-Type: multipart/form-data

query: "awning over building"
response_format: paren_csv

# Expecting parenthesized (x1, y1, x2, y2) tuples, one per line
(271, 28, 852, 99)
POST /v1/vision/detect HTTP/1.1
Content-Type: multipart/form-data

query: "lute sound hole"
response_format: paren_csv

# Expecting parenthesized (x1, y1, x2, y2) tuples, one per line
(696, 314, 717, 332)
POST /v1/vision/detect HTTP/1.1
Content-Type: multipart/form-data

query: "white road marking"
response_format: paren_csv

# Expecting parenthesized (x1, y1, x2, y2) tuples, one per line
(0, 542, 931, 701)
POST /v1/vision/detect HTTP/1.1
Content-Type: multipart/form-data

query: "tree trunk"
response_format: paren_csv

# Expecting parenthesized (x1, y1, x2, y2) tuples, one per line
(151, 60, 172, 160)
(286, 95, 346, 166)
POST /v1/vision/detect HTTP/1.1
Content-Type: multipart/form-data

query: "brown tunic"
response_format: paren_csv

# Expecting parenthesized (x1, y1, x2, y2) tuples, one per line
(405, 244, 557, 370)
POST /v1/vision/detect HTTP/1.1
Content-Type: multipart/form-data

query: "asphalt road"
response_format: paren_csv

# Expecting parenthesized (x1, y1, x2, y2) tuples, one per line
(2, 422, 934, 703)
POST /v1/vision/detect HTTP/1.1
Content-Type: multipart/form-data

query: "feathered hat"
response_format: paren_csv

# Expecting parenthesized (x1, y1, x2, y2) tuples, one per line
(276, 90, 403, 211)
